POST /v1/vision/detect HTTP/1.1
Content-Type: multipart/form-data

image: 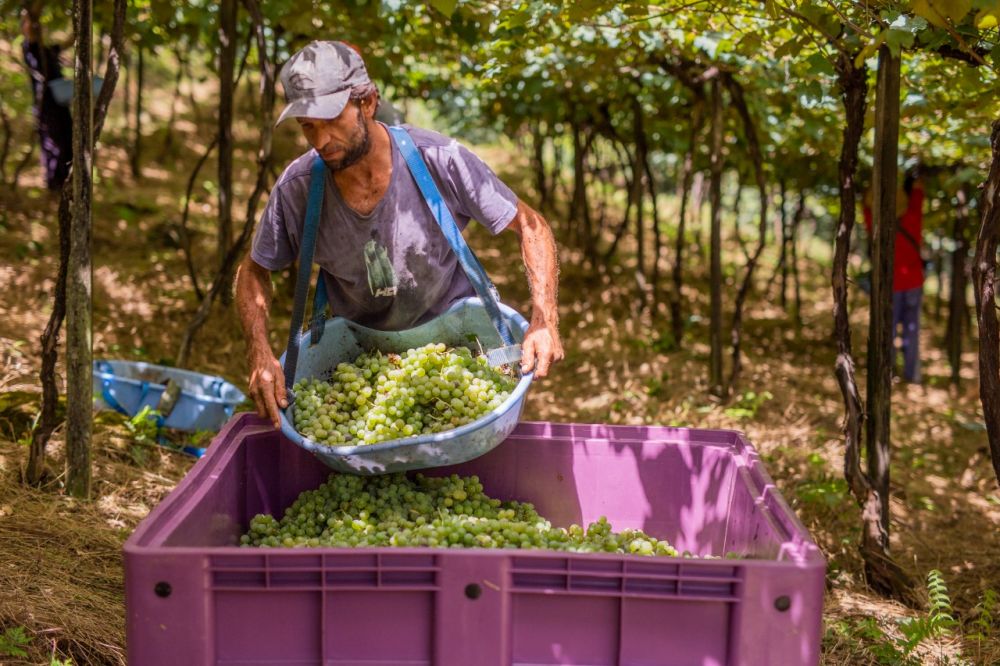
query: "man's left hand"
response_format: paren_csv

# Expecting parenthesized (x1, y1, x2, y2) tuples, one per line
(520, 324, 564, 378)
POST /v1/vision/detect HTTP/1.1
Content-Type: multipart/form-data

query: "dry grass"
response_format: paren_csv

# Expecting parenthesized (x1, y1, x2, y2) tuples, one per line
(0, 420, 194, 665)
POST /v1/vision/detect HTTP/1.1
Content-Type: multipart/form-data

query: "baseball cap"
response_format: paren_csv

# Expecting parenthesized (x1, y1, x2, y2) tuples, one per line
(275, 41, 372, 126)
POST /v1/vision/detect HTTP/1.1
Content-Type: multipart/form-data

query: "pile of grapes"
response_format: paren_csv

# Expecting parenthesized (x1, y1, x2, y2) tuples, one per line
(292, 343, 518, 447)
(241, 472, 680, 557)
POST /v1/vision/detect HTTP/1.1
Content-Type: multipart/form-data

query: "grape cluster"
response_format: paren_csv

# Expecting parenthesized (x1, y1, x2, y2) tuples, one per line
(292, 343, 518, 447)
(241, 472, 680, 557)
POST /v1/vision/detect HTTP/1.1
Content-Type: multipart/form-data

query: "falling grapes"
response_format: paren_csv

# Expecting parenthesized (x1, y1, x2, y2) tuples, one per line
(241, 472, 682, 557)
(292, 343, 518, 447)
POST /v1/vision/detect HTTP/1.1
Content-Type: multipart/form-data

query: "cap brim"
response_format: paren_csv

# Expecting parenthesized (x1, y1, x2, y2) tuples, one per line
(275, 88, 351, 126)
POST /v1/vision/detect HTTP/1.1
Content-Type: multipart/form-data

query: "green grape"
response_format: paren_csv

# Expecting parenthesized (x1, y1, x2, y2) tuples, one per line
(240, 472, 689, 560)
(291, 344, 517, 447)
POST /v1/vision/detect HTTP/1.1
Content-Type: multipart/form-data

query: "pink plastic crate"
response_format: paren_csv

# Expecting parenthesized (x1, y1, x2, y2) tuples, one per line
(124, 415, 825, 665)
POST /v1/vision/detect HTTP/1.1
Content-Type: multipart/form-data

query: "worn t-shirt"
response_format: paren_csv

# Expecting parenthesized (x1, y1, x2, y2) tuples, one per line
(251, 123, 519, 330)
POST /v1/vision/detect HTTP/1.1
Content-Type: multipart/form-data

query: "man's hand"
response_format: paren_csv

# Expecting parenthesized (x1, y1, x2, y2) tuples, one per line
(520, 323, 564, 378)
(248, 350, 288, 429)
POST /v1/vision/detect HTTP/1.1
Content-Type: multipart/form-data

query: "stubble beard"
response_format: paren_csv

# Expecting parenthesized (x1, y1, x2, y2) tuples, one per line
(324, 108, 371, 171)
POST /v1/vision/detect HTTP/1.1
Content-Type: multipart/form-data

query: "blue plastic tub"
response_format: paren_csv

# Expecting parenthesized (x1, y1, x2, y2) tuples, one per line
(278, 297, 532, 475)
(93, 360, 246, 437)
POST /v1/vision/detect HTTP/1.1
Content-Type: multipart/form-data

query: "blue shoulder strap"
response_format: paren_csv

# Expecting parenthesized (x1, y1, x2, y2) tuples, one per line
(283, 154, 327, 394)
(387, 125, 515, 347)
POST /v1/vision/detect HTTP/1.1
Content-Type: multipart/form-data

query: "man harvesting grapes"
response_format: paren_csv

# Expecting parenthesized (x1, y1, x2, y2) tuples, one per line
(236, 41, 563, 428)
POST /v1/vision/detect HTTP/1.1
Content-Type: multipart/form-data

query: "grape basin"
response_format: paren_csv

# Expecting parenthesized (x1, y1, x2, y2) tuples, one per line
(278, 297, 533, 475)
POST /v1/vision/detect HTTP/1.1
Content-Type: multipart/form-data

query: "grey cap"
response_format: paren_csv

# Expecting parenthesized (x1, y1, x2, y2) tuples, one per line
(276, 41, 371, 126)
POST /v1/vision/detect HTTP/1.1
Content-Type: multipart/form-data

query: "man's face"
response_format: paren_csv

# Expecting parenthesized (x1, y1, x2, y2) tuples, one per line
(296, 101, 371, 171)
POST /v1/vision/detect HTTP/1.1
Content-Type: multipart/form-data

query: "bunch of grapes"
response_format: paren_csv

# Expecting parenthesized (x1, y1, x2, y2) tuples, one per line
(292, 343, 518, 447)
(241, 472, 681, 557)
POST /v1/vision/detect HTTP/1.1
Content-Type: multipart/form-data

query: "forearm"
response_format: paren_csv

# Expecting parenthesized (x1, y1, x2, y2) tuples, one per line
(236, 255, 275, 359)
(513, 201, 559, 328)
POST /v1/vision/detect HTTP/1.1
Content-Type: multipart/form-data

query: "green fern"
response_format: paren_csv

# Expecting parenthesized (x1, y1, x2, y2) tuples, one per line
(967, 589, 997, 660)
(899, 569, 958, 652)
(0, 626, 30, 658)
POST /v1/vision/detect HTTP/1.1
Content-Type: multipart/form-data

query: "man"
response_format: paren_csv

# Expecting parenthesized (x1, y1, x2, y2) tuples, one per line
(237, 41, 564, 428)
(863, 172, 925, 383)
(21, 6, 73, 191)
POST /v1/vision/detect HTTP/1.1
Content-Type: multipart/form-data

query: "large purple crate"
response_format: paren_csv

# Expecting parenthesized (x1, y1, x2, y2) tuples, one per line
(124, 415, 825, 666)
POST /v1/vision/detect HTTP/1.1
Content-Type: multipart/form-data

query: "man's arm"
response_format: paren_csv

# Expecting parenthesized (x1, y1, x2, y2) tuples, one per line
(235, 253, 288, 428)
(504, 199, 564, 378)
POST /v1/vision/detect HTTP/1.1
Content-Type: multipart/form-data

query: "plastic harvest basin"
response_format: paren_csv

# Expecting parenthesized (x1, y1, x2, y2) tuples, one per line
(124, 415, 825, 666)
(93, 360, 245, 433)
(278, 297, 532, 474)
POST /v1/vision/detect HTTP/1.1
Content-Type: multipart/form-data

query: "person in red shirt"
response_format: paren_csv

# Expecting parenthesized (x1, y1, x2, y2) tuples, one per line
(863, 173, 925, 383)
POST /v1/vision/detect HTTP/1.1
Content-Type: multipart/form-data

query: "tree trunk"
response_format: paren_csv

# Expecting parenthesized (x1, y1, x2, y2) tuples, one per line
(0, 101, 11, 183)
(791, 190, 805, 328)
(731, 172, 749, 261)
(832, 49, 870, 547)
(972, 121, 1000, 488)
(646, 149, 662, 309)
(217, 0, 237, 301)
(177, 0, 276, 367)
(934, 236, 946, 323)
(531, 121, 548, 210)
(550, 138, 565, 216)
(722, 75, 769, 395)
(631, 95, 649, 308)
(27, 0, 126, 487)
(123, 47, 130, 132)
(66, 0, 94, 499)
(603, 138, 637, 264)
(946, 186, 971, 387)
(179, 137, 220, 300)
(130, 44, 143, 178)
(864, 46, 914, 601)
(779, 179, 788, 307)
(708, 78, 724, 397)
(691, 171, 706, 260)
(184, 51, 202, 125)
(670, 112, 702, 345)
(161, 45, 185, 157)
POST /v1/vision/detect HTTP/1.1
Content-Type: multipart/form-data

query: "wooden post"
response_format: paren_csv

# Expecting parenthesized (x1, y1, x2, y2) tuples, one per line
(866, 44, 901, 550)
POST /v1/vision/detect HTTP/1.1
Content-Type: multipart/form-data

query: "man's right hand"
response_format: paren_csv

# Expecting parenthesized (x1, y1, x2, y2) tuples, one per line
(248, 351, 288, 429)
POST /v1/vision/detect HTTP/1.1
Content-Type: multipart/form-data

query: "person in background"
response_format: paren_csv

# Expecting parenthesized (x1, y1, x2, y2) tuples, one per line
(863, 171, 925, 383)
(20, 6, 74, 192)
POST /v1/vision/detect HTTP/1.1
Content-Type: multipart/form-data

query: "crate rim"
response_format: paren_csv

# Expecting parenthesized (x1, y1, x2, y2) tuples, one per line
(124, 415, 825, 568)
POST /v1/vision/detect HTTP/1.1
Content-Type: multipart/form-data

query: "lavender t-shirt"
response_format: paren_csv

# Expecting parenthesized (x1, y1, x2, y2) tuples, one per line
(251, 124, 519, 331)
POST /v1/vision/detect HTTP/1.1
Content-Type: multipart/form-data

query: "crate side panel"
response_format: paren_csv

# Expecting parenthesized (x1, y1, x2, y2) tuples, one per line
(323, 591, 433, 663)
(439, 439, 736, 556)
(125, 553, 211, 666)
(722, 470, 783, 559)
(215, 591, 321, 664)
(161, 441, 248, 547)
(162, 431, 330, 546)
(511, 594, 619, 666)
(618, 598, 731, 666)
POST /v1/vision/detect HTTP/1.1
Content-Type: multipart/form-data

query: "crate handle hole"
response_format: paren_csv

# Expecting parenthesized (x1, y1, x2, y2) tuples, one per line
(774, 595, 791, 612)
(154, 582, 172, 598)
(464, 583, 482, 600)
